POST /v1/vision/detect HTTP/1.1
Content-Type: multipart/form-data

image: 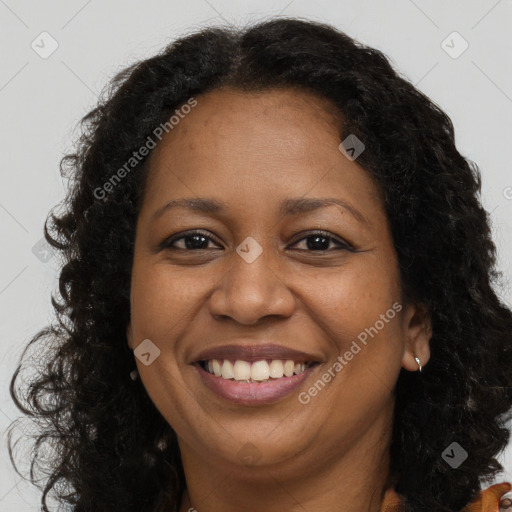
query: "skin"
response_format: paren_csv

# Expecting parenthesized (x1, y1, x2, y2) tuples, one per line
(126, 86, 432, 512)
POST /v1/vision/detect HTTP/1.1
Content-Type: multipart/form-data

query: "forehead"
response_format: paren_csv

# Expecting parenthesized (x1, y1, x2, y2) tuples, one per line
(183, 85, 342, 122)
(150, 86, 343, 162)
(141, 86, 383, 221)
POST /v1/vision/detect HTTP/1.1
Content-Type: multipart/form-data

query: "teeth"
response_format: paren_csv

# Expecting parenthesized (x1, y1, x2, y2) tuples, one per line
(233, 360, 251, 380)
(294, 363, 306, 375)
(269, 360, 284, 378)
(221, 360, 234, 379)
(251, 360, 270, 381)
(203, 359, 313, 381)
(212, 359, 222, 377)
(284, 360, 295, 377)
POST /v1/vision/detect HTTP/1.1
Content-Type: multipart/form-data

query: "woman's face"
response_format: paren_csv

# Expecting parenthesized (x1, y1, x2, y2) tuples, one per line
(127, 86, 430, 476)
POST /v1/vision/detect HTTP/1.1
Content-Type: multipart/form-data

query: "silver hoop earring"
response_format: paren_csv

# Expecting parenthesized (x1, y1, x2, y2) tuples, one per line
(414, 357, 422, 372)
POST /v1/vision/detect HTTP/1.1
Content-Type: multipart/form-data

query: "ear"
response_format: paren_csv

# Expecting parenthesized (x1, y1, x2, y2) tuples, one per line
(400, 301, 432, 372)
(126, 323, 134, 351)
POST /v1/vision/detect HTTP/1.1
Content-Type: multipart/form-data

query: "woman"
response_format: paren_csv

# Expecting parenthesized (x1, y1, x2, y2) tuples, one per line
(8, 17, 512, 512)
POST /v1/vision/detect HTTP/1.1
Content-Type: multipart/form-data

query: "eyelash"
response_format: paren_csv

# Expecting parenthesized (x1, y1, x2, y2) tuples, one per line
(160, 229, 355, 252)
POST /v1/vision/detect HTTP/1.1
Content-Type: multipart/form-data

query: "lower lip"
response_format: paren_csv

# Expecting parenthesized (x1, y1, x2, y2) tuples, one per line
(193, 363, 319, 406)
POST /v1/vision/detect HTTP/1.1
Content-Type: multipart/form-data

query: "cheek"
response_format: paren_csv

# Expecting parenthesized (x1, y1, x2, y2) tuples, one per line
(304, 252, 402, 341)
(130, 261, 211, 337)
(303, 263, 404, 428)
(301, 251, 405, 399)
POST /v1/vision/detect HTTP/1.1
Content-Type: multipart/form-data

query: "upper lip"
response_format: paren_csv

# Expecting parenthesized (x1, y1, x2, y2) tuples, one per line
(191, 343, 323, 363)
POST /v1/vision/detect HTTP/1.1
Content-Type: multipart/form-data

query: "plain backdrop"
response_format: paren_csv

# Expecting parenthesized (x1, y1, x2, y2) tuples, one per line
(1, 0, 511, 509)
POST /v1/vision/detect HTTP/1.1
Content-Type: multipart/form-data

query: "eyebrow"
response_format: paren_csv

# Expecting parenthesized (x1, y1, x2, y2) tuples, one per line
(151, 197, 368, 224)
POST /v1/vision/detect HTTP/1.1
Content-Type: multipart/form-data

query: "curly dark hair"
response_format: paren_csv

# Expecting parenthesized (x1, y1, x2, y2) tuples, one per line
(8, 16, 512, 512)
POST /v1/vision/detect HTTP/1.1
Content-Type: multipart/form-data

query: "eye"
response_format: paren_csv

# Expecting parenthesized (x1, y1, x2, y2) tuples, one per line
(289, 230, 355, 252)
(160, 230, 222, 251)
(160, 230, 354, 252)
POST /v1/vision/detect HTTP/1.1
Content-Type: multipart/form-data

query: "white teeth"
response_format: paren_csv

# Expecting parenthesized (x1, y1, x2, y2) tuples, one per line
(221, 360, 234, 379)
(212, 359, 222, 377)
(284, 360, 295, 377)
(233, 360, 251, 381)
(251, 360, 270, 381)
(294, 363, 306, 374)
(203, 358, 314, 381)
(269, 360, 284, 378)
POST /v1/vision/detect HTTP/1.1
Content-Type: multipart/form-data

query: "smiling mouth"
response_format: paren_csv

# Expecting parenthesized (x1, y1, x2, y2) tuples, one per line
(197, 358, 320, 383)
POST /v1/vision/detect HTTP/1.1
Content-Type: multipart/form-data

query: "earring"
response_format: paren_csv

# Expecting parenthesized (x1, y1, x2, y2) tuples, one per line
(130, 369, 138, 381)
(414, 356, 422, 372)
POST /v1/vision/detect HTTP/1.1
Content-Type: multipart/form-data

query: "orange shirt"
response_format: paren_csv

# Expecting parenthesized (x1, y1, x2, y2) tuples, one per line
(380, 481, 512, 512)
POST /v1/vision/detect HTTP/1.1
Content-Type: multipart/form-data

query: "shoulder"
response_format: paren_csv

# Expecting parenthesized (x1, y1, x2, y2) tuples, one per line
(381, 481, 512, 512)
(461, 481, 511, 512)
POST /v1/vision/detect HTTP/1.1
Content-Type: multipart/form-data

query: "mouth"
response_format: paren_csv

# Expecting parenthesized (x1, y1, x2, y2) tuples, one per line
(197, 358, 320, 382)
(193, 358, 322, 406)
(190, 343, 325, 405)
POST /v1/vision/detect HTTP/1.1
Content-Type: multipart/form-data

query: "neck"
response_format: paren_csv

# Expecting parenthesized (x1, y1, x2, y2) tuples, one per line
(177, 405, 394, 512)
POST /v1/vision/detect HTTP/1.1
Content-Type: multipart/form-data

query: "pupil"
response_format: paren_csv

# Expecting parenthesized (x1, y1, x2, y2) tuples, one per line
(307, 235, 329, 250)
(185, 235, 208, 249)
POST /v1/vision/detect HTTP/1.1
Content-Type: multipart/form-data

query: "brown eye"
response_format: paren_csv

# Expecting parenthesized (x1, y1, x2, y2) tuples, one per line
(290, 231, 355, 252)
(160, 230, 222, 251)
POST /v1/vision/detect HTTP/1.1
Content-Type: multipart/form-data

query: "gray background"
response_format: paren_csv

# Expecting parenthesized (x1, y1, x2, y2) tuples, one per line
(1, 0, 511, 509)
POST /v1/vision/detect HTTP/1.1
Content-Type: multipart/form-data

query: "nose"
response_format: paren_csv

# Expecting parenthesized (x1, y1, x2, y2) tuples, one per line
(208, 243, 296, 325)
